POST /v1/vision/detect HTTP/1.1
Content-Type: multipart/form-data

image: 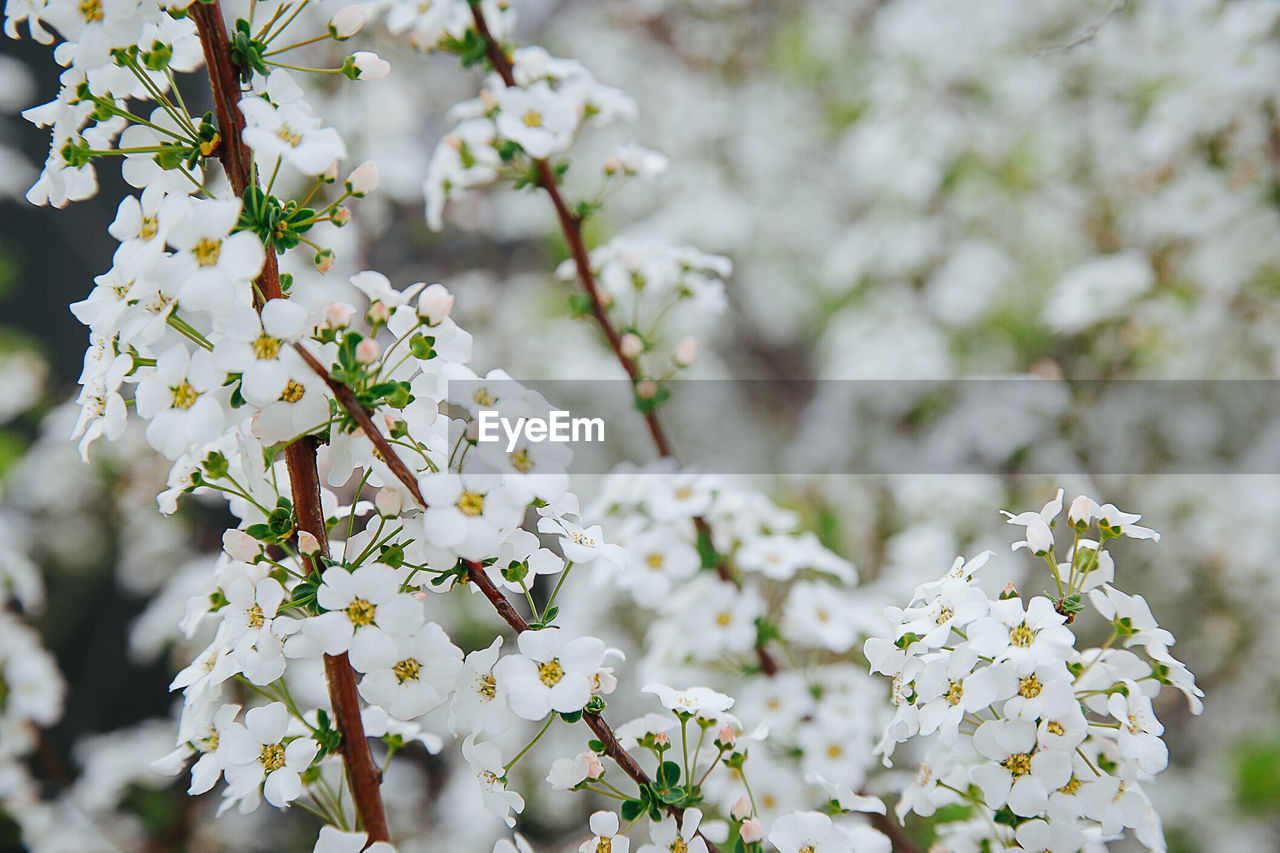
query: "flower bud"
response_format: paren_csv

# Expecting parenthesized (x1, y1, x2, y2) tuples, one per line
(465, 419, 481, 442)
(716, 724, 736, 748)
(326, 302, 354, 329)
(332, 205, 351, 226)
(731, 796, 752, 820)
(654, 732, 670, 747)
(351, 51, 390, 80)
(298, 530, 321, 555)
(346, 160, 379, 197)
(673, 336, 698, 368)
(223, 529, 259, 562)
(322, 161, 339, 183)
(739, 817, 763, 843)
(416, 283, 455, 326)
(355, 338, 380, 364)
(313, 248, 335, 274)
(328, 4, 366, 39)
(1000, 581, 1020, 600)
(620, 332, 643, 359)
(636, 379, 658, 399)
(367, 301, 391, 325)
(1068, 495, 1093, 528)
(480, 88, 498, 111)
(375, 488, 402, 517)
(585, 754, 604, 779)
(604, 156, 622, 174)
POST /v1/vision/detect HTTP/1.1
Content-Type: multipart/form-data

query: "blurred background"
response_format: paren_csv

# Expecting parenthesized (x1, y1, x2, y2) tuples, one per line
(3, 0, 1280, 851)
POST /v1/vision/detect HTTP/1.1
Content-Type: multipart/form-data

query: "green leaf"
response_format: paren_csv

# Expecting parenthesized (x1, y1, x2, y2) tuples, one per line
(559, 710, 583, 724)
(657, 760, 681, 788)
(620, 798, 646, 822)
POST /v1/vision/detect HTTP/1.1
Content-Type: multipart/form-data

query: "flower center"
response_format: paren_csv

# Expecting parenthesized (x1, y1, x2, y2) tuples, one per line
(668, 838, 687, 853)
(140, 215, 159, 239)
(1127, 713, 1141, 734)
(253, 333, 281, 360)
(473, 388, 495, 407)
(277, 124, 303, 147)
(246, 604, 264, 628)
(675, 486, 693, 500)
(1018, 675, 1042, 698)
(716, 611, 732, 627)
(477, 673, 497, 699)
(259, 743, 286, 772)
(1002, 752, 1033, 778)
(799, 846, 817, 853)
(345, 597, 377, 627)
(596, 840, 612, 853)
(193, 237, 222, 267)
(510, 449, 532, 472)
(458, 491, 484, 516)
(934, 606, 954, 626)
(945, 680, 964, 706)
(826, 743, 843, 758)
(279, 380, 306, 403)
(170, 381, 199, 410)
(571, 531, 597, 547)
(393, 658, 422, 683)
(522, 110, 543, 128)
(646, 553, 664, 570)
(78, 0, 102, 22)
(1009, 623, 1037, 648)
(1047, 721, 1065, 736)
(1059, 774, 1082, 795)
(816, 608, 830, 622)
(538, 658, 565, 687)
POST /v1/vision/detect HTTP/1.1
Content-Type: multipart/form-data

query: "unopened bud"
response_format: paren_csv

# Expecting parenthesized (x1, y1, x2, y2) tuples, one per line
(223, 529, 260, 562)
(416, 283, 455, 326)
(673, 336, 698, 368)
(465, 419, 481, 442)
(739, 817, 763, 843)
(298, 530, 321, 555)
(636, 379, 658, 399)
(313, 249, 335, 274)
(716, 724, 736, 748)
(322, 161, 339, 183)
(346, 160, 379, 196)
(445, 134, 463, 151)
(999, 581, 1020, 600)
(1068, 495, 1093, 528)
(604, 156, 622, 174)
(731, 796, 752, 820)
(325, 302, 354, 329)
(480, 88, 498, 111)
(585, 754, 604, 779)
(328, 4, 366, 39)
(367, 301, 391, 325)
(620, 332, 643, 359)
(332, 206, 351, 226)
(654, 732, 670, 747)
(375, 488, 402, 517)
(351, 51, 390, 80)
(355, 338, 380, 364)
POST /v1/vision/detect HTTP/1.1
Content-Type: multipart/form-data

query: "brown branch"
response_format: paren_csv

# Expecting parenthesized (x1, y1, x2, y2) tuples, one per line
(191, 4, 390, 843)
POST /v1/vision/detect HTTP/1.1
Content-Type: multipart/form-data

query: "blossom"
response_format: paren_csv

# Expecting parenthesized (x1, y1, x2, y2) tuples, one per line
(495, 82, 577, 159)
(768, 812, 853, 853)
(313, 825, 397, 853)
(134, 345, 226, 459)
(450, 637, 513, 735)
(222, 703, 319, 809)
(637, 807, 707, 853)
(642, 683, 734, 716)
(462, 735, 524, 827)
(357, 621, 463, 720)
(580, 811, 629, 853)
(970, 719, 1072, 818)
(289, 564, 424, 672)
(167, 198, 264, 316)
(967, 596, 1075, 676)
(493, 629, 606, 720)
(241, 95, 347, 175)
(212, 299, 311, 408)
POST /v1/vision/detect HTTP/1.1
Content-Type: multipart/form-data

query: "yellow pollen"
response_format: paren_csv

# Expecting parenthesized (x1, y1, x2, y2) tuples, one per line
(458, 491, 485, 516)
(206, 730, 219, 752)
(826, 743, 843, 759)
(474, 388, 495, 407)
(246, 604, 264, 628)
(140, 215, 159, 240)
(1019, 675, 1042, 698)
(393, 658, 422, 684)
(596, 839, 612, 853)
(646, 553, 664, 570)
(522, 110, 543, 128)
(1059, 774, 1082, 795)
(716, 611, 732, 627)
(259, 743, 286, 772)
(253, 333, 281, 360)
(170, 381, 199, 410)
(78, 0, 102, 22)
(945, 680, 964, 706)
(477, 673, 496, 699)
(669, 837, 687, 853)
(799, 847, 816, 853)
(1009, 623, 1037, 648)
(1127, 713, 1141, 734)
(480, 769, 500, 786)
(816, 608, 830, 622)
(934, 606, 954, 626)
(915, 763, 932, 786)
(762, 794, 777, 809)
(193, 237, 222, 267)
(675, 486, 694, 500)
(1047, 721, 1065, 736)
(510, 449, 532, 473)
(538, 658, 565, 687)
(279, 380, 306, 403)
(277, 124, 303, 147)
(1003, 752, 1033, 778)
(345, 597, 376, 626)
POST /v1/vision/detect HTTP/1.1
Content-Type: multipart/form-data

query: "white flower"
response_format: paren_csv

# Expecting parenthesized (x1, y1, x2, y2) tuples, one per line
(462, 735, 524, 827)
(637, 808, 708, 853)
(971, 719, 1072, 818)
(493, 629, 605, 720)
(418, 472, 524, 560)
(967, 596, 1075, 676)
(289, 564, 424, 672)
(167, 198, 264, 316)
(346, 160, 379, 196)
(536, 513, 628, 573)
(357, 621, 463, 720)
(1108, 679, 1168, 774)
(1002, 488, 1063, 555)
(222, 703, 319, 809)
(642, 683, 734, 716)
(313, 824, 397, 853)
(579, 811, 629, 853)
(213, 299, 311, 408)
(768, 811, 853, 853)
(495, 82, 577, 159)
(134, 345, 226, 459)
(416, 282, 454, 326)
(450, 637, 513, 735)
(547, 750, 602, 790)
(241, 95, 347, 175)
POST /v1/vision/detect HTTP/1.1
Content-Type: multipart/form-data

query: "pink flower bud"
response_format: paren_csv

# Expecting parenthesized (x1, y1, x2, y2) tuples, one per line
(328, 4, 366, 38)
(297, 530, 321, 555)
(465, 419, 481, 442)
(636, 379, 658, 399)
(620, 332, 644, 359)
(326, 302, 354, 328)
(1068, 495, 1093, 527)
(367, 301, 391, 325)
(739, 817, 763, 843)
(604, 156, 622, 174)
(375, 488, 402, 517)
(332, 206, 351, 226)
(585, 754, 604, 779)
(480, 88, 498, 111)
(355, 338, 380, 364)
(673, 336, 698, 368)
(445, 134, 464, 151)
(346, 160, 379, 196)
(731, 796, 752, 820)
(223, 529, 259, 562)
(352, 51, 390, 80)
(322, 161, 339, 183)
(313, 249, 335, 274)
(414, 590, 427, 601)
(654, 732, 670, 747)
(717, 724, 736, 748)
(416, 283, 455, 326)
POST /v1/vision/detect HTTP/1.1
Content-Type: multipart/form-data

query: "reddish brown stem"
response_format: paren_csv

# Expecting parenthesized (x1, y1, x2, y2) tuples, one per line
(191, 5, 390, 842)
